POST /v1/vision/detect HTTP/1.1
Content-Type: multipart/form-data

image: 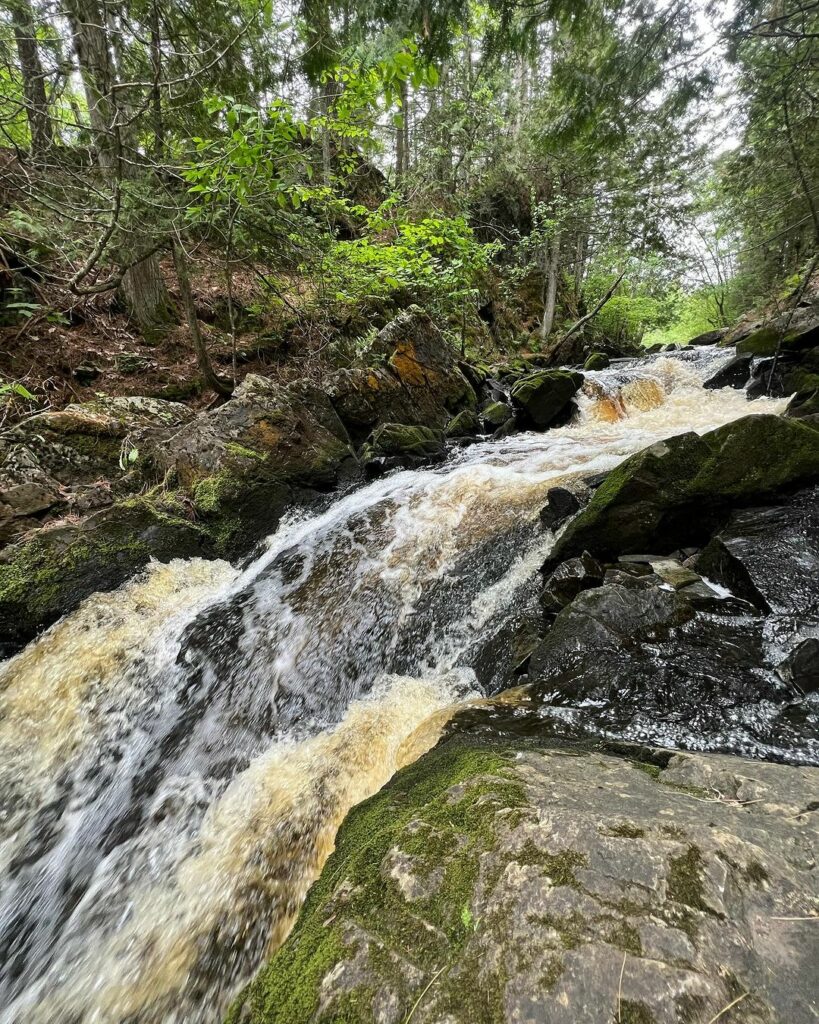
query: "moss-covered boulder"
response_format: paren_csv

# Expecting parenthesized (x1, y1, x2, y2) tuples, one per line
(0, 493, 214, 654)
(231, 736, 819, 1024)
(735, 313, 819, 357)
(445, 409, 480, 438)
(166, 375, 355, 545)
(362, 423, 445, 463)
(480, 400, 513, 430)
(509, 370, 584, 430)
(545, 414, 819, 567)
(583, 351, 610, 371)
(0, 396, 196, 549)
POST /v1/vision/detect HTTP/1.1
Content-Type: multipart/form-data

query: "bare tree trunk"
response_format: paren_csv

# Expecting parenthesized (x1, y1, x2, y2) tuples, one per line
(10, 0, 53, 157)
(540, 235, 560, 342)
(396, 78, 408, 185)
(149, 0, 164, 159)
(66, 0, 172, 337)
(172, 238, 233, 397)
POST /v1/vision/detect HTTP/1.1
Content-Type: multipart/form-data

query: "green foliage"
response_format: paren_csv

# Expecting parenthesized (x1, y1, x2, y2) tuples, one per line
(317, 200, 500, 317)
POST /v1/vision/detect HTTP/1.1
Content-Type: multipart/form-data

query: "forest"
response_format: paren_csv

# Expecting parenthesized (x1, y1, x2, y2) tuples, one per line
(0, 0, 817, 410)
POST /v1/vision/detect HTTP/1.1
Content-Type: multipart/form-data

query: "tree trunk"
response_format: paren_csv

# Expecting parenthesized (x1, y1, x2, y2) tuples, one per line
(396, 78, 408, 184)
(66, 0, 172, 337)
(540, 235, 560, 342)
(11, 0, 53, 157)
(149, 0, 164, 159)
(122, 254, 173, 342)
(172, 239, 233, 397)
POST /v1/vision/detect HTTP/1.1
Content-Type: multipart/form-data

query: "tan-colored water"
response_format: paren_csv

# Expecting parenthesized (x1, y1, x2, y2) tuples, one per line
(0, 351, 787, 1022)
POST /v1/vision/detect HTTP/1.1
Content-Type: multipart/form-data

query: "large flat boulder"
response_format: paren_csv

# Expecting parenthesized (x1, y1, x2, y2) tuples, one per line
(231, 737, 819, 1024)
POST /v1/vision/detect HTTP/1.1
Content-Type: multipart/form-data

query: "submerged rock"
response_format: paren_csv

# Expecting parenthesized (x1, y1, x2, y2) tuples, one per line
(510, 370, 583, 430)
(231, 737, 819, 1024)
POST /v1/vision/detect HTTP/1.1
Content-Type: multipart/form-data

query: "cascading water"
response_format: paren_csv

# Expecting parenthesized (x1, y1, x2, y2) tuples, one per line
(0, 350, 792, 1023)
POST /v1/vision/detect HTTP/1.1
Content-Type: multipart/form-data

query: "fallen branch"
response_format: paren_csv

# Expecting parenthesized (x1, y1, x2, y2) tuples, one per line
(559, 270, 626, 348)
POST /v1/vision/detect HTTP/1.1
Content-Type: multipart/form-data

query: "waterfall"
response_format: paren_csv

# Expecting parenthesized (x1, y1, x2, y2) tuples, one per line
(0, 349, 788, 1023)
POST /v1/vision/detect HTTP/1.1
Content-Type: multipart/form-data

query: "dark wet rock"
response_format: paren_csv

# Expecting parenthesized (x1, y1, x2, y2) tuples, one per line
(583, 351, 610, 371)
(777, 638, 819, 694)
(232, 737, 819, 1024)
(545, 414, 819, 569)
(480, 400, 513, 429)
(649, 558, 702, 590)
(539, 486, 581, 530)
(527, 576, 815, 759)
(687, 328, 728, 346)
(445, 409, 480, 438)
(702, 352, 752, 390)
(540, 551, 603, 612)
(694, 489, 819, 617)
(787, 387, 819, 420)
(510, 369, 583, 430)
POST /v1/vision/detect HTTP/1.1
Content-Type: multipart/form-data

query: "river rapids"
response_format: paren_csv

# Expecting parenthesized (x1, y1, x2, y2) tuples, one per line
(0, 350, 790, 1022)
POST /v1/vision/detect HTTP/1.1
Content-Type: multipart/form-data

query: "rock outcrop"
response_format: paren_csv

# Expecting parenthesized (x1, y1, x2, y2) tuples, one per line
(231, 736, 819, 1024)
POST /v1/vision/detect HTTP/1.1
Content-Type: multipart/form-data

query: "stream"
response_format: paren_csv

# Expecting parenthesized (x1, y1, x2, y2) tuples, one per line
(0, 349, 790, 1023)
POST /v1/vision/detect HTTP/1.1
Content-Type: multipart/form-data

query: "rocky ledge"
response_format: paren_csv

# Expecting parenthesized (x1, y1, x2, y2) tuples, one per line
(230, 737, 818, 1024)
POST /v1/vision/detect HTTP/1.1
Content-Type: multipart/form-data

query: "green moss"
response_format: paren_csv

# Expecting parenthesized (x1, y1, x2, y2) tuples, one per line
(736, 327, 779, 356)
(743, 860, 769, 886)
(540, 956, 565, 991)
(631, 761, 662, 781)
(225, 441, 268, 461)
(529, 910, 587, 950)
(603, 919, 642, 956)
(667, 845, 711, 913)
(515, 840, 586, 887)
(583, 351, 610, 371)
(234, 743, 526, 1024)
(602, 822, 646, 839)
(619, 999, 658, 1024)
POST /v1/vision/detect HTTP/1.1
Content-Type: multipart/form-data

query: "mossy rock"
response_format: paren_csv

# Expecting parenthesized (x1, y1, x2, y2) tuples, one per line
(546, 414, 819, 567)
(509, 370, 584, 430)
(481, 400, 513, 429)
(583, 351, 610, 371)
(445, 409, 481, 438)
(362, 422, 445, 461)
(736, 320, 819, 357)
(230, 737, 819, 1024)
(0, 495, 214, 653)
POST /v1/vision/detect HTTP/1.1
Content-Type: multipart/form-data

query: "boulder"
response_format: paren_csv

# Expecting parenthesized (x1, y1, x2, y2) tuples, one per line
(734, 310, 819, 357)
(545, 415, 819, 568)
(786, 387, 819, 419)
(510, 370, 584, 430)
(540, 551, 603, 612)
(445, 409, 480, 438)
(687, 328, 728, 346)
(702, 353, 752, 390)
(0, 494, 214, 655)
(777, 638, 819, 693)
(539, 486, 582, 530)
(582, 351, 610, 371)
(231, 736, 819, 1024)
(362, 423, 445, 464)
(325, 310, 476, 440)
(480, 400, 513, 430)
